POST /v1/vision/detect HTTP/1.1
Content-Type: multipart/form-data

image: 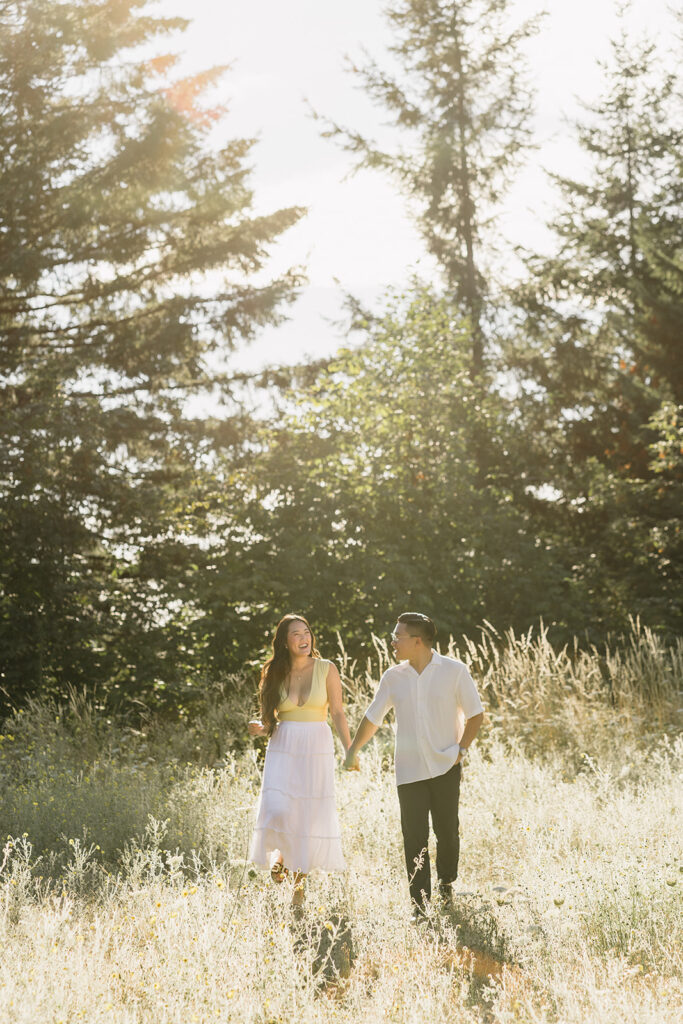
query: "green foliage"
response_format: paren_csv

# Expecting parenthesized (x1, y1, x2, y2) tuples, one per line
(230, 288, 575, 649)
(308, 1, 681, 641)
(0, 1, 679, 714)
(0, 678, 255, 864)
(509, 13, 683, 634)
(0, 0, 304, 710)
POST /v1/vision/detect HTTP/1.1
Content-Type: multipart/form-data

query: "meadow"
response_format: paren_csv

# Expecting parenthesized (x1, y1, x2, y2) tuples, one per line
(1, 622, 681, 1024)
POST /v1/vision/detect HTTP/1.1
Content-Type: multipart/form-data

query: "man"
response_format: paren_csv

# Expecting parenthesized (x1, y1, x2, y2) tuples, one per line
(344, 612, 484, 918)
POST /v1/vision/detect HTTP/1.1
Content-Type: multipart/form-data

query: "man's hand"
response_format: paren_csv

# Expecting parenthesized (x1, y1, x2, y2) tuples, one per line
(457, 712, 484, 764)
(343, 715, 378, 771)
(248, 719, 265, 738)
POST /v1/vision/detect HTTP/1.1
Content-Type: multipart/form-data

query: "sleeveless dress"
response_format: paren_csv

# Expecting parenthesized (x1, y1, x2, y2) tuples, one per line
(249, 658, 345, 873)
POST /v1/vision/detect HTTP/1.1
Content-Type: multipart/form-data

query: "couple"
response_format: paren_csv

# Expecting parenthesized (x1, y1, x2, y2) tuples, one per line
(248, 611, 484, 917)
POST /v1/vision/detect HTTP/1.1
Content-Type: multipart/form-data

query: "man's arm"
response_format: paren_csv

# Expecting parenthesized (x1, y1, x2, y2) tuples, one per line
(455, 712, 484, 764)
(343, 715, 379, 769)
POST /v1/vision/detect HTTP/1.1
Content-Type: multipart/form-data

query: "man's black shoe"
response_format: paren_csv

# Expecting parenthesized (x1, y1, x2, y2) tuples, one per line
(438, 881, 453, 908)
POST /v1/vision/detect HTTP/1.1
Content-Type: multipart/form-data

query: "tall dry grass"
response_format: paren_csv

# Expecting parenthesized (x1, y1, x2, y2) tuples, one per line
(0, 621, 681, 1023)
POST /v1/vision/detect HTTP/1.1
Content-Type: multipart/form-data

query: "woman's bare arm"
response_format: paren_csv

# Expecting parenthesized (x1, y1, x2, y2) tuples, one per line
(326, 662, 352, 753)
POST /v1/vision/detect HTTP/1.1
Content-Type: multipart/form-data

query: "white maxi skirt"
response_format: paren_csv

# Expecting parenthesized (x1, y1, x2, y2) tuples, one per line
(249, 720, 345, 874)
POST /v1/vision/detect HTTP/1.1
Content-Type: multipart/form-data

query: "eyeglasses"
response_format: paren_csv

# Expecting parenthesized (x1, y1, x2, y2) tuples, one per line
(390, 631, 419, 642)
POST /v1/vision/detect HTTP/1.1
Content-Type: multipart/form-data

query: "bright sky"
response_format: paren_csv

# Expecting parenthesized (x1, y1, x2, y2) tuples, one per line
(156, 0, 677, 371)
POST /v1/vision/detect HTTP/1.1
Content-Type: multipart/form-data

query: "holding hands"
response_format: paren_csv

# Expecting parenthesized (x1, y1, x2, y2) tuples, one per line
(249, 717, 359, 770)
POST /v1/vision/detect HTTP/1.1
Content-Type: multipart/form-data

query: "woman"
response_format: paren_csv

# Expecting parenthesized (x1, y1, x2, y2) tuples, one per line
(248, 614, 353, 907)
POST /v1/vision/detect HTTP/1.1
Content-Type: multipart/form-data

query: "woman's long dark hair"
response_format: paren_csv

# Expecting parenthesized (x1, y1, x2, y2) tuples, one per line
(259, 614, 321, 736)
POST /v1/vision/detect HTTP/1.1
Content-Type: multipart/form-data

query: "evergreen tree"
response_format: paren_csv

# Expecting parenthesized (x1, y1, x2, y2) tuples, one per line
(234, 289, 573, 652)
(318, 0, 542, 376)
(510, 9, 683, 632)
(0, 0, 304, 710)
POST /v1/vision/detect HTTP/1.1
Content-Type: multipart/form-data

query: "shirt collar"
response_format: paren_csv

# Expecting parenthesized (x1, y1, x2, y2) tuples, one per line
(404, 648, 439, 675)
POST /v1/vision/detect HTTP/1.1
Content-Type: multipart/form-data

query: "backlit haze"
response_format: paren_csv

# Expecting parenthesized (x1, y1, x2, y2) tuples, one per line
(157, 0, 677, 372)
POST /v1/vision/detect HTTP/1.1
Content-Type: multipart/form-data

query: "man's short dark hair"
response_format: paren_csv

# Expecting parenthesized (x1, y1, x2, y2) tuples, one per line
(397, 612, 437, 645)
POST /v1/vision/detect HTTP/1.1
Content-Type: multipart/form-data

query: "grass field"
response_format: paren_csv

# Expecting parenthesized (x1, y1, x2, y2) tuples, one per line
(1, 623, 681, 1023)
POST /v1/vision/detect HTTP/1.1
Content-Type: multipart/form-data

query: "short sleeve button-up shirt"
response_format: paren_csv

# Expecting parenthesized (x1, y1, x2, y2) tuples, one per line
(365, 650, 484, 785)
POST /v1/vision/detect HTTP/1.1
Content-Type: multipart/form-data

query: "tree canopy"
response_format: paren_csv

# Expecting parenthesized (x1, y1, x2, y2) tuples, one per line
(0, 0, 680, 715)
(0, 0, 304, 710)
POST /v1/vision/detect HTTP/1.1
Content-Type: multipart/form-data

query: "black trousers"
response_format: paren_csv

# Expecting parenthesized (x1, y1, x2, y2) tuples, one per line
(396, 761, 461, 909)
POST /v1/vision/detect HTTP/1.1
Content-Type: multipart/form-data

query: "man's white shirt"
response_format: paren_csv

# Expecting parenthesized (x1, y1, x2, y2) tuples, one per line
(365, 650, 484, 785)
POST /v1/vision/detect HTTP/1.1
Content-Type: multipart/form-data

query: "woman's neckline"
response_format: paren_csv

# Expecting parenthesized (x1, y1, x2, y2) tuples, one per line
(285, 658, 317, 707)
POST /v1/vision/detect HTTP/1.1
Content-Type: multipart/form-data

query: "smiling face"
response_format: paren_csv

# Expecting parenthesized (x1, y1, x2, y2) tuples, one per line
(390, 621, 420, 656)
(286, 619, 312, 658)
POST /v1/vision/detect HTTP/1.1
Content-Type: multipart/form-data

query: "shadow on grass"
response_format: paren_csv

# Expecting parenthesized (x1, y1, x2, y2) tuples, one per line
(434, 895, 531, 1021)
(292, 911, 356, 989)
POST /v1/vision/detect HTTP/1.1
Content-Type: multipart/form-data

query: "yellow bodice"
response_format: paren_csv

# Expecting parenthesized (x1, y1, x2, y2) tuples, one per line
(277, 658, 330, 722)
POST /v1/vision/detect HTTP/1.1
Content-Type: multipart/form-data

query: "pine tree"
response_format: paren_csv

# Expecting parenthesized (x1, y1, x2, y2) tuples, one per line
(318, 0, 541, 377)
(0, 0, 305, 708)
(510, 8, 683, 632)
